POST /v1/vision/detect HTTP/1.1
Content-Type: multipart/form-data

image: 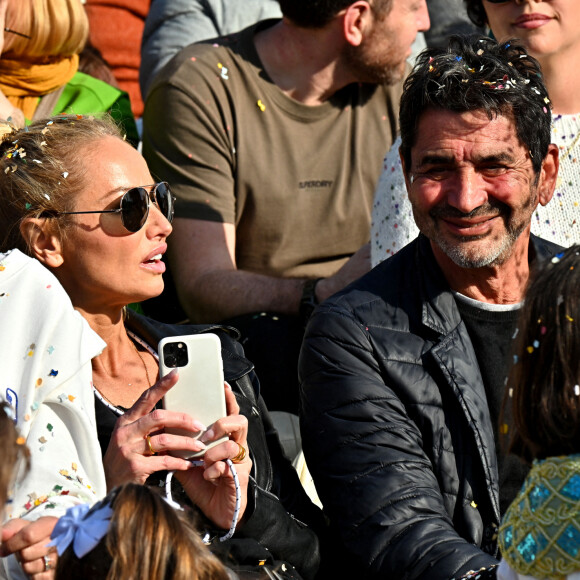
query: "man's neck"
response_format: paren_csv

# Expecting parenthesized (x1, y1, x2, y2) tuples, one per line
(431, 234, 533, 305)
(253, 18, 357, 106)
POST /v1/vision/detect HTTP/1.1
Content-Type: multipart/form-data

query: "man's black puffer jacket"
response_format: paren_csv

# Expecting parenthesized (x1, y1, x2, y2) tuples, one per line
(299, 234, 560, 580)
(127, 312, 324, 580)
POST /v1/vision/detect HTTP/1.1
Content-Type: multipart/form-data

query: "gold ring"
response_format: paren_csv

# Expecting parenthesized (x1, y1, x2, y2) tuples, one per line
(231, 442, 246, 463)
(145, 434, 156, 456)
(43, 554, 51, 572)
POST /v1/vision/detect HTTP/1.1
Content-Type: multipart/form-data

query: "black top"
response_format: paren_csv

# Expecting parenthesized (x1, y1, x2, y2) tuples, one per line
(456, 298, 529, 515)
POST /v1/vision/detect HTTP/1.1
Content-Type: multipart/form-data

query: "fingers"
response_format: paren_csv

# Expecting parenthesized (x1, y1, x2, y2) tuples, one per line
(18, 545, 57, 578)
(145, 430, 206, 457)
(224, 383, 240, 416)
(0, 517, 57, 557)
(203, 439, 252, 482)
(200, 412, 248, 447)
(0, 517, 59, 579)
(120, 368, 179, 423)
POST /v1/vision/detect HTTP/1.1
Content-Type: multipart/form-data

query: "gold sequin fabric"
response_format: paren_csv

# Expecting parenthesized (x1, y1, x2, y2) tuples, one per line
(499, 454, 580, 580)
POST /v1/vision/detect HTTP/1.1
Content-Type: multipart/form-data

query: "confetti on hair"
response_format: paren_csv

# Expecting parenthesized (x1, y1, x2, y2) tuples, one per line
(575, 385, 580, 396)
(566, 314, 574, 322)
(62, 172, 68, 179)
(526, 346, 534, 354)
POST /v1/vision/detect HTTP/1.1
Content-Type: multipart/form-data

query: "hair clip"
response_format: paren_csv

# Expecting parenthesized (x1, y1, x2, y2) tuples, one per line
(3, 27, 31, 39)
(49, 502, 113, 558)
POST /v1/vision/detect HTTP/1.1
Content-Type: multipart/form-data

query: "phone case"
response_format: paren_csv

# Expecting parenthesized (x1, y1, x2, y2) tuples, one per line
(159, 333, 228, 459)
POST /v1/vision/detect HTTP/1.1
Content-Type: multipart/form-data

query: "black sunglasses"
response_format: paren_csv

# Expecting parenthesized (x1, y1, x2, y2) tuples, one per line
(52, 182, 174, 233)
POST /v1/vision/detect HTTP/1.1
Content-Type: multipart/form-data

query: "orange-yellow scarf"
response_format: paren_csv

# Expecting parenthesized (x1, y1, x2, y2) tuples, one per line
(0, 55, 79, 120)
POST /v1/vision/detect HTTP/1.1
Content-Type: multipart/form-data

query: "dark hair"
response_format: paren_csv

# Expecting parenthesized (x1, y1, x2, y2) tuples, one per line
(505, 246, 580, 463)
(55, 484, 230, 580)
(463, 0, 488, 29)
(277, 0, 392, 28)
(399, 35, 552, 177)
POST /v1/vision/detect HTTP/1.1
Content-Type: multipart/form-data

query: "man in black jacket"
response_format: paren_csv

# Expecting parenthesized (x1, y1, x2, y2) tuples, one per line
(299, 35, 560, 579)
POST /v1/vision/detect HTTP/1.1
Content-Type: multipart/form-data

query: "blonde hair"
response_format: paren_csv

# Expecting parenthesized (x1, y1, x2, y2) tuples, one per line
(55, 484, 231, 580)
(3, 0, 88, 60)
(0, 114, 122, 254)
(0, 402, 29, 512)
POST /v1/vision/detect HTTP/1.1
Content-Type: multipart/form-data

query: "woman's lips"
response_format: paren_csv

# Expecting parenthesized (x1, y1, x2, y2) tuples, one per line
(514, 13, 551, 29)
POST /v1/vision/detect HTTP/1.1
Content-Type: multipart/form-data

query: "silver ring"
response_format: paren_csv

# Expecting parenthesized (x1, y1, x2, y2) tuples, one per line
(43, 554, 51, 571)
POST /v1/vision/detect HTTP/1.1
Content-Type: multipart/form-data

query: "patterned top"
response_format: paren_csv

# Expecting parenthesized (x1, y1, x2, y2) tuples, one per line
(498, 454, 580, 580)
(371, 114, 580, 267)
(0, 250, 106, 580)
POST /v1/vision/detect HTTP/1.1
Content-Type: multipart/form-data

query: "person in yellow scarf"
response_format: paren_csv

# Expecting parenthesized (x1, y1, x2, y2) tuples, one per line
(0, 0, 138, 145)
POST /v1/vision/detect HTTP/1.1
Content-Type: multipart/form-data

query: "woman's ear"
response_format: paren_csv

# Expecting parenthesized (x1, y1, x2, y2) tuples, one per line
(19, 218, 64, 268)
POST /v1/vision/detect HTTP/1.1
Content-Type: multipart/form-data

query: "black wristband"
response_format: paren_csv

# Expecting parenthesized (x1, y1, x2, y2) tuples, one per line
(299, 278, 322, 326)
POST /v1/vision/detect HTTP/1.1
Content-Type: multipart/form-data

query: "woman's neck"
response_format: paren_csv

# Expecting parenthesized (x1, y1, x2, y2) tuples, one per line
(538, 52, 580, 115)
(79, 306, 157, 409)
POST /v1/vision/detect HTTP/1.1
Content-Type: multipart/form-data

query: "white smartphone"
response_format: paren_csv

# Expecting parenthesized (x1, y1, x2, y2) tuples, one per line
(159, 333, 228, 459)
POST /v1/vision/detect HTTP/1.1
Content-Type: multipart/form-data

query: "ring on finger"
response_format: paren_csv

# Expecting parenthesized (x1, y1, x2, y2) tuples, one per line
(231, 442, 246, 464)
(144, 434, 156, 456)
(43, 554, 52, 572)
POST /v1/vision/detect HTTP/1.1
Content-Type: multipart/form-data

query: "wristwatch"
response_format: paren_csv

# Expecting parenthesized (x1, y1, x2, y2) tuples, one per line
(299, 278, 323, 326)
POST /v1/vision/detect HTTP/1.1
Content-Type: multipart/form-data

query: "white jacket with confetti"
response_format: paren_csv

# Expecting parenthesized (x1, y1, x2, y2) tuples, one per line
(0, 249, 106, 579)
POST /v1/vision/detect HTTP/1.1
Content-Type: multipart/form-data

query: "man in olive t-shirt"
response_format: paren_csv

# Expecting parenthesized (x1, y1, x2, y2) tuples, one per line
(142, 0, 430, 413)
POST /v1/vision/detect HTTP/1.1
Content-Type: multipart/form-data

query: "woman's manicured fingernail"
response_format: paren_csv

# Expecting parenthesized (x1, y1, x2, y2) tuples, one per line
(193, 440, 207, 450)
(200, 428, 215, 443)
(192, 421, 206, 432)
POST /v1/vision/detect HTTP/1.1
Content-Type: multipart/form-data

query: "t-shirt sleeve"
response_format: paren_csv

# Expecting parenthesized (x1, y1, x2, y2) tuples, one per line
(142, 60, 237, 224)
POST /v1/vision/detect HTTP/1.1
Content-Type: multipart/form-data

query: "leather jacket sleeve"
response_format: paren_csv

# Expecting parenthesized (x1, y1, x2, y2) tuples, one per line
(233, 371, 323, 580)
(299, 304, 498, 579)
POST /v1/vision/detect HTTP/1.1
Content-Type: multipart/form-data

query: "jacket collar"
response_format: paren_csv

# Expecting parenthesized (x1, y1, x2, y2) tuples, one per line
(418, 233, 563, 336)
(125, 310, 254, 382)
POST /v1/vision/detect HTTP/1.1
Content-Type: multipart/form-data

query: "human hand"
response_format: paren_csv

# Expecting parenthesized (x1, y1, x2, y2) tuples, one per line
(177, 385, 251, 530)
(102, 369, 208, 489)
(0, 517, 58, 579)
(316, 243, 371, 302)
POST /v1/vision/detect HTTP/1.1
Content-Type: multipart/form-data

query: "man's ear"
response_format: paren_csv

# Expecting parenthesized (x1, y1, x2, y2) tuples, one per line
(343, 1, 373, 47)
(19, 218, 64, 268)
(537, 143, 559, 207)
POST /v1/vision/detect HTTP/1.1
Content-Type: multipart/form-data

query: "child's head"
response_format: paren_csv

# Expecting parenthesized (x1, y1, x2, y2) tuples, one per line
(53, 483, 230, 580)
(0, 402, 27, 515)
(507, 245, 580, 462)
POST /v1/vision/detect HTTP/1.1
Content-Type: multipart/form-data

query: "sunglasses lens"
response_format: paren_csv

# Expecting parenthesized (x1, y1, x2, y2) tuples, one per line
(155, 182, 174, 223)
(121, 187, 148, 232)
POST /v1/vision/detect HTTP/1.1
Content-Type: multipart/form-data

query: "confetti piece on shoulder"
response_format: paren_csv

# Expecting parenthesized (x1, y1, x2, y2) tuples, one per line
(49, 369, 58, 377)
(68, 395, 76, 402)
(257, 99, 266, 112)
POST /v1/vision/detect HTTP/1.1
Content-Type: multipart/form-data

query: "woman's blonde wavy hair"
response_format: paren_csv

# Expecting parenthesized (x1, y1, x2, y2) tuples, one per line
(55, 484, 231, 580)
(3, 0, 88, 60)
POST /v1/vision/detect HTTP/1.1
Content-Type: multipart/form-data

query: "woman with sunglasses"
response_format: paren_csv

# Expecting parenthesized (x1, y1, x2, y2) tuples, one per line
(0, 115, 322, 580)
(371, 0, 580, 264)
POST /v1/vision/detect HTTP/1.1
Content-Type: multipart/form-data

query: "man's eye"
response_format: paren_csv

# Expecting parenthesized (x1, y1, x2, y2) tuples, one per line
(481, 164, 508, 175)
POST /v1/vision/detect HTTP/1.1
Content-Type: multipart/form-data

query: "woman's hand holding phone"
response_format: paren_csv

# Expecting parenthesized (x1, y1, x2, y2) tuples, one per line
(103, 370, 208, 489)
(177, 384, 251, 530)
